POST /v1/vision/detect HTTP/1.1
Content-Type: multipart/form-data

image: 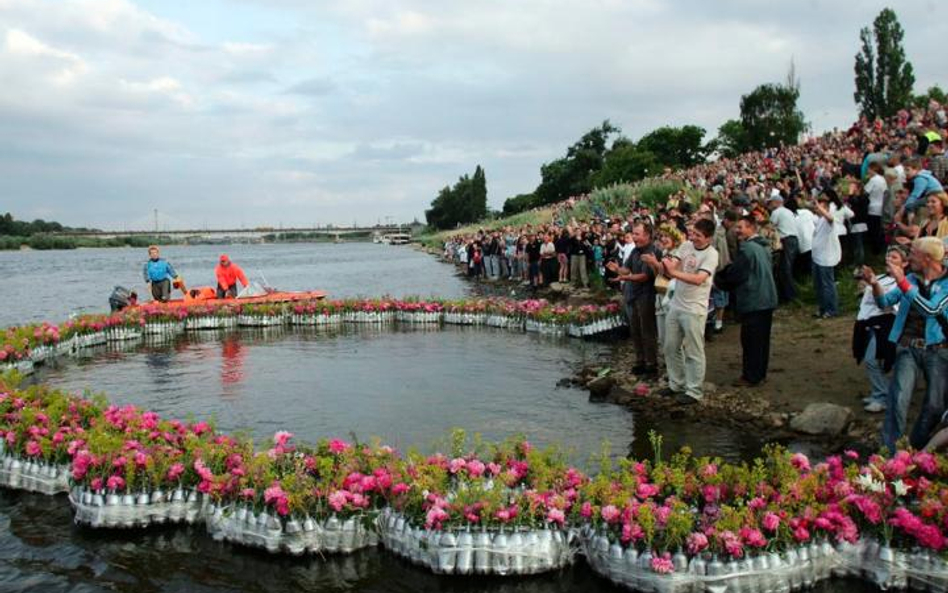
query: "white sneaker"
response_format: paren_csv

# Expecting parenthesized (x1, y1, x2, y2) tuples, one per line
(864, 401, 886, 413)
(714, 319, 723, 331)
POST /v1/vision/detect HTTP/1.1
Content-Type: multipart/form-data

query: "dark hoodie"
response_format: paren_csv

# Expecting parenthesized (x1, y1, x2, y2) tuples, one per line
(715, 235, 778, 314)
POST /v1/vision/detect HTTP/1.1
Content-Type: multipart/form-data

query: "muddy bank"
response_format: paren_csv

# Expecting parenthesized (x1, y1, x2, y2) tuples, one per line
(573, 308, 891, 456)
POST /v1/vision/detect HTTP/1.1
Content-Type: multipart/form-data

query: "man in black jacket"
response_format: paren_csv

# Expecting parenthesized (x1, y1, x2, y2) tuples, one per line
(715, 215, 778, 387)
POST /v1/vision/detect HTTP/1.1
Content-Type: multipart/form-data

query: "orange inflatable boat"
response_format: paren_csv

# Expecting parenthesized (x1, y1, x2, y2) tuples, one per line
(128, 288, 327, 311)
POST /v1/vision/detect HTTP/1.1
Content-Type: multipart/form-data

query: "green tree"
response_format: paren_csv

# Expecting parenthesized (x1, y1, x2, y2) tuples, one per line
(501, 193, 537, 215)
(854, 8, 915, 120)
(591, 139, 658, 187)
(424, 166, 488, 230)
(636, 125, 708, 169)
(912, 84, 947, 109)
(739, 82, 806, 150)
(531, 120, 619, 207)
(713, 119, 749, 158)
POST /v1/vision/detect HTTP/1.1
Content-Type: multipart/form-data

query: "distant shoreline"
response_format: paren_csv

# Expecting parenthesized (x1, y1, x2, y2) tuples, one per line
(0, 235, 375, 252)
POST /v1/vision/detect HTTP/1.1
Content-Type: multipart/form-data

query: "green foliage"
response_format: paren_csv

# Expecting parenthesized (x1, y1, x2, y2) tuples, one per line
(0, 212, 73, 236)
(854, 8, 915, 120)
(501, 192, 538, 215)
(714, 119, 749, 158)
(739, 82, 806, 150)
(912, 85, 948, 109)
(425, 165, 488, 230)
(636, 125, 709, 169)
(590, 139, 658, 187)
(529, 121, 620, 209)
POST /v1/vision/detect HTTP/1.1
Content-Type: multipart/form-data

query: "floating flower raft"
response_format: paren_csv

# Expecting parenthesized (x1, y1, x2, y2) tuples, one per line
(0, 298, 626, 375)
(2, 377, 948, 590)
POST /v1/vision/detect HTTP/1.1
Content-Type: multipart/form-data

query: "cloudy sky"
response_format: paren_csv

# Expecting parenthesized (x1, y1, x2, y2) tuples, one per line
(0, 0, 942, 229)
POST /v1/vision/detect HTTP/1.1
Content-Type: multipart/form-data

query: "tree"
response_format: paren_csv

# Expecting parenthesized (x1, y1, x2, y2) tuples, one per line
(636, 125, 709, 169)
(424, 166, 488, 230)
(714, 119, 749, 158)
(854, 8, 915, 120)
(912, 85, 947, 109)
(501, 193, 537, 215)
(590, 139, 658, 187)
(739, 82, 806, 150)
(530, 120, 619, 207)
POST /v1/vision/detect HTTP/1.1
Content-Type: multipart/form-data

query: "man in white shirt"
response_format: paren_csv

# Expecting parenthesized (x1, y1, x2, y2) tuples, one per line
(855, 246, 903, 412)
(794, 206, 816, 280)
(768, 194, 798, 303)
(658, 218, 719, 405)
(864, 161, 888, 254)
(811, 191, 842, 318)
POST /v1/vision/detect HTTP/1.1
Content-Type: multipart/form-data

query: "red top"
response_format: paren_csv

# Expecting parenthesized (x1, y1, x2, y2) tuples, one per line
(215, 262, 248, 290)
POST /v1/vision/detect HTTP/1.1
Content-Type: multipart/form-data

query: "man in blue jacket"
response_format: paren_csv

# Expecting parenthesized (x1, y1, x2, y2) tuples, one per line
(864, 237, 948, 452)
(143, 245, 178, 302)
(902, 157, 944, 214)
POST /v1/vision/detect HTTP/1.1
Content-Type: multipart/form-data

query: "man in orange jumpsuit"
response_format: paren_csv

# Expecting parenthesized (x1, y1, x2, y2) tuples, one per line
(215, 254, 249, 298)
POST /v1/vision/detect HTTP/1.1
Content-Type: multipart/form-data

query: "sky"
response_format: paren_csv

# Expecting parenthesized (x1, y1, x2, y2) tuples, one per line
(0, 0, 943, 230)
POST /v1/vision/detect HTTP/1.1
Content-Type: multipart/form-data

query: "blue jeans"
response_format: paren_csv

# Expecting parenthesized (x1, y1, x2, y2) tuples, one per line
(883, 346, 948, 452)
(864, 334, 889, 402)
(812, 263, 838, 316)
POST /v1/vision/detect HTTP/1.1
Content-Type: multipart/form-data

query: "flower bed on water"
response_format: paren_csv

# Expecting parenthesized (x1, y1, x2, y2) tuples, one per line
(2, 376, 948, 589)
(0, 297, 625, 375)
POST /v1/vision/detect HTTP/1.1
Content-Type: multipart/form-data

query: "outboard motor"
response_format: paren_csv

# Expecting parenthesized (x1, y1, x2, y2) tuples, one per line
(109, 286, 132, 312)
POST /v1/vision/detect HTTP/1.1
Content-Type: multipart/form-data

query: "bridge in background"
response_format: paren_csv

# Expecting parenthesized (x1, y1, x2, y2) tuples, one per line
(54, 225, 410, 242)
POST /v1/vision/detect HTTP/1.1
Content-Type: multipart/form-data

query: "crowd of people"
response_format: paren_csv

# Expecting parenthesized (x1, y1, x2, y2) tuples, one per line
(442, 100, 948, 451)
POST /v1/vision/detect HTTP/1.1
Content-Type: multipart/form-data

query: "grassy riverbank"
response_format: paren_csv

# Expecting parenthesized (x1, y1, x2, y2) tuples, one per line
(415, 207, 556, 249)
(0, 234, 180, 251)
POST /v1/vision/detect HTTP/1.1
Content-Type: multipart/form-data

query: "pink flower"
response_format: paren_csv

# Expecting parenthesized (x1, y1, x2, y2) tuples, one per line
(636, 482, 660, 499)
(546, 508, 566, 525)
(328, 439, 350, 454)
(580, 501, 593, 519)
(740, 527, 767, 548)
(466, 459, 486, 478)
(790, 453, 811, 472)
(651, 553, 674, 574)
(107, 475, 126, 491)
(328, 490, 348, 512)
(167, 463, 185, 482)
(24, 440, 42, 457)
(486, 462, 501, 476)
(793, 526, 811, 542)
(762, 512, 780, 532)
(425, 506, 449, 530)
(686, 532, 708, 555)
(448, 457, 467, 474)
(601, 504, 621, 524)
(90, 477, 103, 491)
(391, 483, 410, 496)
(193, 459, 214, 481)
(273, 430, 294, 447)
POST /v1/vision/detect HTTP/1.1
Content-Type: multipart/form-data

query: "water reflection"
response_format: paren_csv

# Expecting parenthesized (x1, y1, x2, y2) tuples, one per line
(0, 489, 882, 593)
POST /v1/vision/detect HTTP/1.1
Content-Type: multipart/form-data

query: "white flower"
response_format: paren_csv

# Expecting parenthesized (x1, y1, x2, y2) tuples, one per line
(856, 473, 876, 491)
(892, 479, 911, 497)
(869, 480, 886, 494)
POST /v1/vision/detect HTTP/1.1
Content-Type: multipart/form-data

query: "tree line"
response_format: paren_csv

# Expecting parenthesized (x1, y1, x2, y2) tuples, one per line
(424, 7, 941, 223)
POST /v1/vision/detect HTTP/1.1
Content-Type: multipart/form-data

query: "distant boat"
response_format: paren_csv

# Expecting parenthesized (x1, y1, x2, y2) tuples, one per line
(380, 232, 411, 245)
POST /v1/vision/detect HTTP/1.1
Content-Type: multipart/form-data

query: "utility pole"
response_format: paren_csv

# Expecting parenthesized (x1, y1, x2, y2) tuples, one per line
(154, 209, 158, 233)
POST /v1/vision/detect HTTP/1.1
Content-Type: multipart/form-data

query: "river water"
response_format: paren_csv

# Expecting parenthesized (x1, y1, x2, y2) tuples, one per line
(0, 244, 870, 592)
